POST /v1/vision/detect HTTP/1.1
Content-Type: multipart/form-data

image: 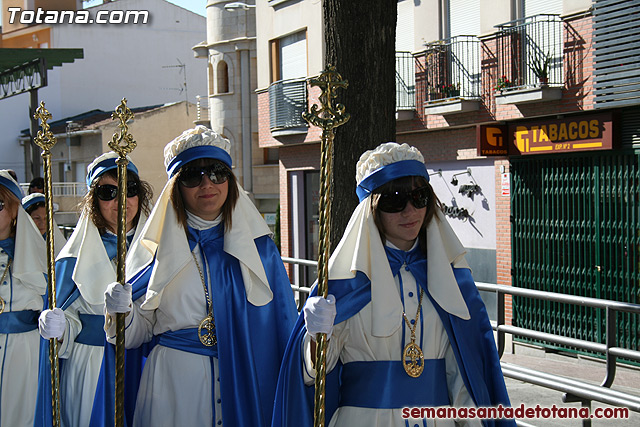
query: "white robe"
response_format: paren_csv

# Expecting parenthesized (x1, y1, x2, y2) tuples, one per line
(0, 248, 46, 427)
(303, 243, 483, 427)
(106, 218, 224, 427)
(56, 227, 137, 427)
(58, 290, 106, 427)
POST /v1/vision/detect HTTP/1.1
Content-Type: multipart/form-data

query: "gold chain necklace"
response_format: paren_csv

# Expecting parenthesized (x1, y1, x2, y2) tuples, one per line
(0, 258, 13, 314)
(401, 288, 424, 377)
(191, 251, 217, 347)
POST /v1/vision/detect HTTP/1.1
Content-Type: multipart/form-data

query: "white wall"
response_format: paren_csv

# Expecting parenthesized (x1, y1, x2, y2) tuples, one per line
(427, 160, 497, 250)
(0, 0, 207, 181)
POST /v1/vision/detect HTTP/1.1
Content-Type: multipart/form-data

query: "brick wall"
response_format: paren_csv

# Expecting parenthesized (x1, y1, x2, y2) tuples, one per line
(495, 159, 512, 324)
(262, 13, 594, 317)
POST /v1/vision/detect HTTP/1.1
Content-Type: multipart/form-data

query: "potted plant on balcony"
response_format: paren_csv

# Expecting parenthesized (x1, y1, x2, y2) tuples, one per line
(441, 82, 460, 98)
(531, 52, 551, 86)
(495, 75, 515, 93)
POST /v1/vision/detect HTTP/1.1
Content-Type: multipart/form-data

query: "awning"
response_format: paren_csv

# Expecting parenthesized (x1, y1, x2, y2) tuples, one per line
(0, 48, 84, 99)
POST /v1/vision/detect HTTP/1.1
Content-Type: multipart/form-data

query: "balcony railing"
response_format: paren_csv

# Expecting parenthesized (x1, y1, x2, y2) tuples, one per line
(496, 14, 564, 90)
(396, 51, 415, 110)
(421, 36, 481, 103)
(20, 182, 87, 198)
(195, 95, 210, 123)
(268, 77, 308, 134)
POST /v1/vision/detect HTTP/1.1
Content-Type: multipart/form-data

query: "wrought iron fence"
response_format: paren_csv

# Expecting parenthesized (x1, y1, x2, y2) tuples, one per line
(496, 14, 564, 90)
(421, 36, 481, 103)
(396, 51, 415, 110)
(268, 77, 308, 132)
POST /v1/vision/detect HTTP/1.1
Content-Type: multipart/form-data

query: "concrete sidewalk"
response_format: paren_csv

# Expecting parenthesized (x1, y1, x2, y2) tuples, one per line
(501, 342, 640, 426)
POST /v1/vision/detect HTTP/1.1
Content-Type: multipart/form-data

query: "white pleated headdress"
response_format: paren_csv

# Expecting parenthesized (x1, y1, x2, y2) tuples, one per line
(126, 126, 274, 308)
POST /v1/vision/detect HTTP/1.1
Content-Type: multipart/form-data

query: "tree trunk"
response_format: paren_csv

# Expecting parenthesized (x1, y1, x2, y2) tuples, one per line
(324, 0, 397, 251)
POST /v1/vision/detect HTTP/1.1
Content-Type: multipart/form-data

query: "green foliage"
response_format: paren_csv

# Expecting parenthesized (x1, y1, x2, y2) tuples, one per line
(495, 75, 514, 91)
(531, 52, 551, 80)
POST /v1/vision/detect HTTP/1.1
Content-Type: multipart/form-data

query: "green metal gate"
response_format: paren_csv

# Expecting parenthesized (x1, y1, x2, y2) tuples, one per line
(511, 150, 640, 359)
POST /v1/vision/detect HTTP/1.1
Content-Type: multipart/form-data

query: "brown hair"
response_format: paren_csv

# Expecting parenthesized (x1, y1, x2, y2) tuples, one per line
(79, 169, 153, 234)
(370, 176, 438, 256)
(0, 186, 20, 237)
(170, 159, 239, 233)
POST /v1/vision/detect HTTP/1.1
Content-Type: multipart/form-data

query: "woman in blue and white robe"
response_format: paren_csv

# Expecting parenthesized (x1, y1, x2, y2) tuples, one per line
(0, 170, 47, 427)
(36, 152, 152, 427)
(104, 126, 297, 427)
(273, 143, 514, 427)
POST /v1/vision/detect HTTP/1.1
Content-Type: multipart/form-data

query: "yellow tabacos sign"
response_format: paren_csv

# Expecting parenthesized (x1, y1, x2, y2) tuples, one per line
(509, 113, 614, 155)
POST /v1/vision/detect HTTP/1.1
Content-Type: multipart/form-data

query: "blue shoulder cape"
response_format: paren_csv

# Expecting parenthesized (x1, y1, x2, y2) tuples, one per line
(34, 234, 152, 427)
(176, 225, 298, 427)
(271, 263, 515, 427)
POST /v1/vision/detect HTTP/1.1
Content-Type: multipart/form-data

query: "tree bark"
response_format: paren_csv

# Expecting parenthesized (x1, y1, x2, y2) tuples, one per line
(323, 0, 397, 251)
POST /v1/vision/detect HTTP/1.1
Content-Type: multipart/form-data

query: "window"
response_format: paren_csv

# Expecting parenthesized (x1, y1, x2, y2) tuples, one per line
(270, 31, 307, 82)
(217, 60, 229, 94)
(208, 62, 214, 96)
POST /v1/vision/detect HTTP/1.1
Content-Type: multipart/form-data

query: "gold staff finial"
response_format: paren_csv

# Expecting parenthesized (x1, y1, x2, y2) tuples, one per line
(303, 65, 349, 427)
(303, 65, 350, 131)
(109, 98, 136, 157)
(34, 102, 57, 151)
(109, 98, 136, 427)
(33, 101, 62, 427)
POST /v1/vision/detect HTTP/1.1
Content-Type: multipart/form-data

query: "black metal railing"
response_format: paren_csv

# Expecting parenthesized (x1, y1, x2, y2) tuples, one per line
(422, 35, 481, 103)
(496, 14, 564, 91)
(396, 51, 415, 110)
(281, 254, 640, 418)
(268, 77, 308, 132)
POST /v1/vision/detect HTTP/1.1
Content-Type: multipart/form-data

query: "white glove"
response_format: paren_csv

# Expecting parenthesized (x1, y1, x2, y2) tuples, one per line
(39, 308, 66, 340)
(303, 294, 336, 339)
(104, 282, 132, 314)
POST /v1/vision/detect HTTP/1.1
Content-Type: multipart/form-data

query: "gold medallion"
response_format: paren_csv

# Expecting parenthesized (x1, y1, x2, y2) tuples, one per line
(0, 258, 11, 315)
(198, 315, 217, 347)
(402, 341, 424, 377)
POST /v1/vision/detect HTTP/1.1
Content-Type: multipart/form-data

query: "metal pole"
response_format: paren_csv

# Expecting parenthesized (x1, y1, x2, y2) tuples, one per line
(33, 102, 61, 427)
(302, 65, 349, 427)
(108, 99, 137, 427)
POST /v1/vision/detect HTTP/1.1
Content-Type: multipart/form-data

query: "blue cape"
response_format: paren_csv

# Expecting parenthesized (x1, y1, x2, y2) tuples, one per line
(272, 253, 514, 427)
(130, 224, 297, 426)
(34, 234, 151, 427)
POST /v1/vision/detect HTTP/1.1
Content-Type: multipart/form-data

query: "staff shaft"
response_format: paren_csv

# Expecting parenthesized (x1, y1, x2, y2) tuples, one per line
(114, 160, 128, 427)
(42, 152, 61, 427)
(313, 128, 334, 427)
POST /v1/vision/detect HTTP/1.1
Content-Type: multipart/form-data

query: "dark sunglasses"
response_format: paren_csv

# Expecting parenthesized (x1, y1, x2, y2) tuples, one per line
(179, 165, 230, 188)
(96, 181, 139, 201)
(378, 186, 430, 213)
(0, 200, 4, 212)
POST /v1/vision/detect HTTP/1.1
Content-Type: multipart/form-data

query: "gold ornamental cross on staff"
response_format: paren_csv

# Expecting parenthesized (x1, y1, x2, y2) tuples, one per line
(302, 65, 349, 427)
(33, 102, 62, 427)
(108, 98, 136, 427)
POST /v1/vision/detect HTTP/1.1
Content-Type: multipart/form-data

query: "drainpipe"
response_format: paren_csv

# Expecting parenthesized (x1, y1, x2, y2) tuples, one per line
(240, 48, 252, 194)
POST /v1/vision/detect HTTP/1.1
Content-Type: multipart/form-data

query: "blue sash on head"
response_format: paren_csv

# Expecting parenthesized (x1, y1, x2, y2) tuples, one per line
(356, 160, 429, 202)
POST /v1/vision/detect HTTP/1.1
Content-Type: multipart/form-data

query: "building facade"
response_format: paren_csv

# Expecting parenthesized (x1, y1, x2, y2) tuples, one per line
(193, 0, 280, 231)
(1, 0, 207, 181)
(257, 0, 640, 355)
